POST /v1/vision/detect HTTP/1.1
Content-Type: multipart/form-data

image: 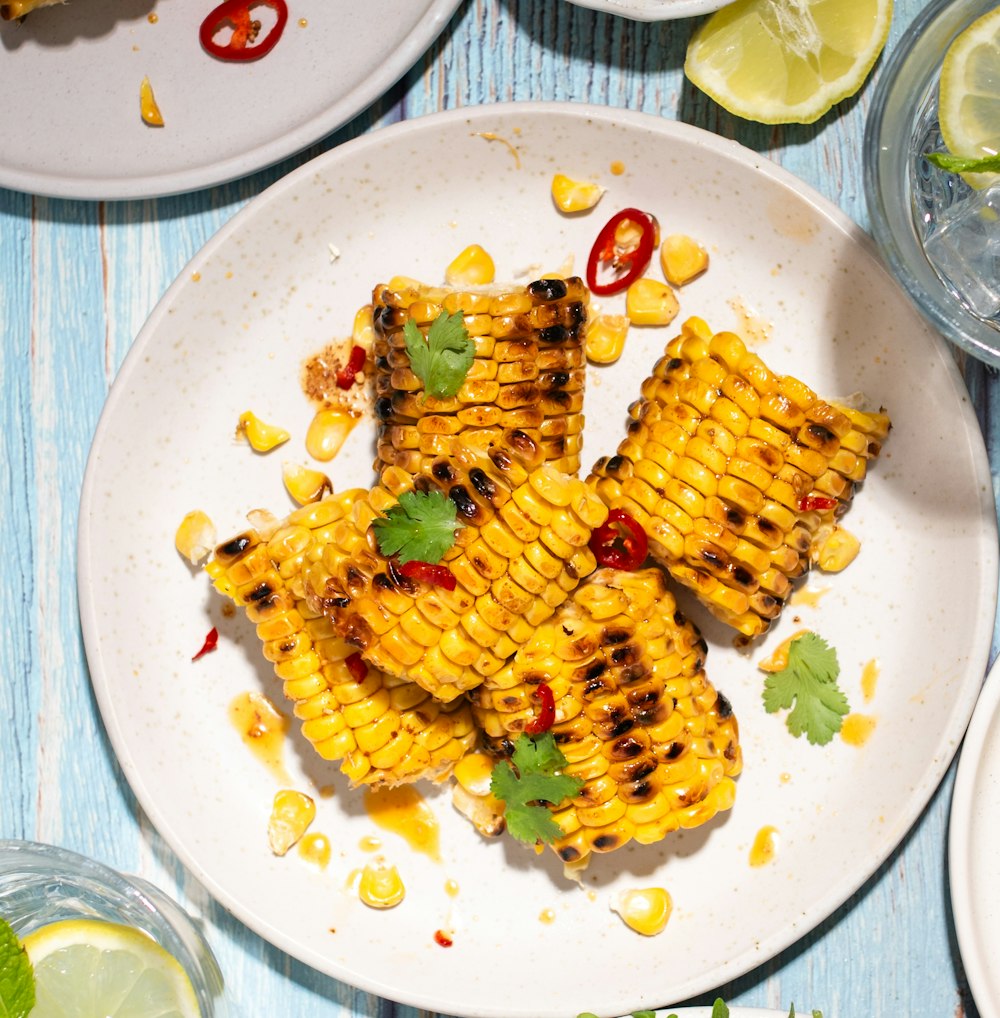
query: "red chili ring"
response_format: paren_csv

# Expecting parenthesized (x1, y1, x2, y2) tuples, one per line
(798, 495, 838, 512)
(199, 0, 289, 62)
(585, 208, 658, 297)
(398, 559, 458, 591)
(336, 345, 367, 390)
(588, 508, 649, 571)
(525, 681, 556, 735)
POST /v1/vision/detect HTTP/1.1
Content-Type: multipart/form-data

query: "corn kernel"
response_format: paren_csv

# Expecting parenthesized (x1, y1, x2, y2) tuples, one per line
(268, 789, 316, 856)
(815, 525, 861, 572)
(625, 278, 680, 327)
(352, 304, 375, 349)
(175, 510, 215, 565)
(660, 234, 709, 286)
(238, 411, 290, 452)
(585, 314, 629, 364)
(550, 173, 605, 213)
(446, 244, 496, 287)
(610, 887, 672, 936)
(453, 752, 497, 798)
(305, 408, 358, 461)
(282, 462, 333, 505)
(358, 863, 405, 909)
(139, 75, 164, 127)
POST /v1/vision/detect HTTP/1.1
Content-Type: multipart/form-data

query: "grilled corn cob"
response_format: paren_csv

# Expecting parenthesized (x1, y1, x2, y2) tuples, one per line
(589, 318, 890, 638)
(467, 567, 741, 865)
(206, 491, 477, 787)
(372, 277, 588, 482)
(302, 436, 608, 703)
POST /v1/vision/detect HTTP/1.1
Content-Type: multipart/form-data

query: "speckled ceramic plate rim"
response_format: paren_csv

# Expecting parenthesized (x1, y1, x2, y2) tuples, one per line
(77, 101, 998, 1018)
(564, 0, 733, 20)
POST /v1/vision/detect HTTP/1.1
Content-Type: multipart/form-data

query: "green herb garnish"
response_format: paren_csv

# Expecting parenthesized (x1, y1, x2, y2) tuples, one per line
(371, 489, 460, 565)
(491, 732, 584, 845)
(762, 632, 848, 745)
(927, 151, 1000, 174)
(403, 310, 475, 401)
(0, 917, 35, 1018)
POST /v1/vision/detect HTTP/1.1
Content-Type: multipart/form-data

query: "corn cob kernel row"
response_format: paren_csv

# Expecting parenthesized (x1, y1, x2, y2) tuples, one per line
(468, 567, 741, 864)
(371, 277, 588, 482)
(589, 317, 890, 638)
(206, 492, 477, 787)
(302, 438, 608, 704)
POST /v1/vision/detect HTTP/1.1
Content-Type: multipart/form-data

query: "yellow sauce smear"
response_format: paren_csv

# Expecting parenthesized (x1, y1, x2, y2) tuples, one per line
(789, 585, 829, 609)
(444, 878, 460, 898)
(298, 833, 331, 870)
(358, 835, 382, 853)
(473, 132, 521, 168)
(749, 825, 779, 867)
(841, 713, 877, 747)
(861, 659, 880, 703)
(363, 786, 441, 862)
(229, 691, 291, 784)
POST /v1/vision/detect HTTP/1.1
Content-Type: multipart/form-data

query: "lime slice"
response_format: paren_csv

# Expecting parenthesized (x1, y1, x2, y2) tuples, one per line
(21, 918, 201, 1018)
(684, 0, 893, 125)
(938, 6, 1000, 189)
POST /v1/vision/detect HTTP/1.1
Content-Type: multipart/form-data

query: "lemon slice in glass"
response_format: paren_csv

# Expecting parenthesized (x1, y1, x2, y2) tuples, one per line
(684, 0, 893, 125)
(21, 918, 202, 1018)
(938, 6, 1000, 189)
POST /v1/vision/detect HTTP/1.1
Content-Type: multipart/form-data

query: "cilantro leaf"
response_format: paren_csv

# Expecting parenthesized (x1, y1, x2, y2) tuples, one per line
(0, 917, 35, 1018)
(490, 732, 584, 845)
(927, 151, 1000, 174)
(371, 490, 460, 565)
(403, 311, 475, 401)
(711, 1001, 730, 1018)
(762, 632, 848, 745)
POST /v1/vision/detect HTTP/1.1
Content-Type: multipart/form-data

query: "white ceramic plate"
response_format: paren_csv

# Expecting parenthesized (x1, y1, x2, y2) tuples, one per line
(949, 655, 1000, 1018)
(564, 0, 734, 21)
(0, 0, 459, 199)
(78, 103, 997, 1018)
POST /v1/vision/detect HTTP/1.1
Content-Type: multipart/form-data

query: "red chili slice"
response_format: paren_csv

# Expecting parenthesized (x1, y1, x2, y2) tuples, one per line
(199, 0, 289, 62)
(798, 495, 838, 512)
(398, 559, 458, 591)
(433, 930, 454, 947)
(588, 508, 648, 571)
(525, 681, 556, 735)
(345, 652, 368, 682)
(192, 626, 219, 661)
(585, 208, 658, 297)
(336, 345, 367, 390)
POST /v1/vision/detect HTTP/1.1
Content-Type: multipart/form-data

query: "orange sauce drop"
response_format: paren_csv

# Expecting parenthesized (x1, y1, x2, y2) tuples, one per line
(610, 160, 626, 175)
(146, 11, 158, 22)
(228, 691, 290, 783)
(363, 786, 441, 861)
(789, 585, 829, 609)
(861, 659, 880, 703)
(749, 825, 778, 867)
(298, 17, 308, 26)
(841, 713, 877, 747)
(298, 833, 331, 870)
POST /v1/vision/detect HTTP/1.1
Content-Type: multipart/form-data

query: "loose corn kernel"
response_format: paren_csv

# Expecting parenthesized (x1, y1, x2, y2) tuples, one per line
(268, 789, 316, 856)
(660, 234, 709, 286)
(238, 411, 290, 452)
(175, 510, 216, 565)
(305, 408, 358, 461)
(358, 863, 405, 909)
(625, 278, 680, 327)
(815, 525, 861, 572)
(139, 76, 164, 127)
(352, 304, 375, 350)
(610, 887, 673, 936)
(585, 314, 629, 365)
(282, 462, 333, 505)
(446, 245, 495, 287)
(550, 173, 605, 213)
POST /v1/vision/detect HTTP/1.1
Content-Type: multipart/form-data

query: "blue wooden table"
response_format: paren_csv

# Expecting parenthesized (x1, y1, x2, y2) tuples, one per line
(2, 1, 997, 1015)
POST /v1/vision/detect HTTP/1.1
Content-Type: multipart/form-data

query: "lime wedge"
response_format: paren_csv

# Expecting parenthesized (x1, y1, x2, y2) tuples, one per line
(938, 5, 1000, 189)
(21, 918, 201, 1018)
(684, 0, 893, 125)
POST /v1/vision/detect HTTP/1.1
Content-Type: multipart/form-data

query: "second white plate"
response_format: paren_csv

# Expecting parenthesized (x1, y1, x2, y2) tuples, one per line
(565, 0, 733, 20)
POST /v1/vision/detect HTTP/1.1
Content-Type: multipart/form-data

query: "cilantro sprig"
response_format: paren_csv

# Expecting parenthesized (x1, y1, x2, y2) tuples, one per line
(403, 310, 475, 401)
(490, 732, 584, 845)
(927, 151, 1000, 174)
(578, 1000, 823, 1018)
(0, 916, 35, 1018)
(762, 632, 848, 746)
(371, 489, 460, 565)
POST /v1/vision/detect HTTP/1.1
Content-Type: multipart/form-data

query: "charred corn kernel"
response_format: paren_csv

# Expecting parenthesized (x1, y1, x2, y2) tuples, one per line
(550, 173, 605, 213)
(267, 789, 316, 856)
(470, 567, 740, 867)
(357, 863, 405, 909)
(282, 462, 333, 505)
(239, 411, 290, 452)
(659, 234, 709, 286)
(585, 314, 629, 365)
(306, 408, 357, 461)
(372, 277, 588, 482)
(175, 510, 216, 565)
(446, 245, 496, 287)
(625, 278, 680, 327)
(611, 887, 673, 936)
(139, 76, 164, 127)
(814, 525, 861, 572)
(589, 319, 890, 638)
